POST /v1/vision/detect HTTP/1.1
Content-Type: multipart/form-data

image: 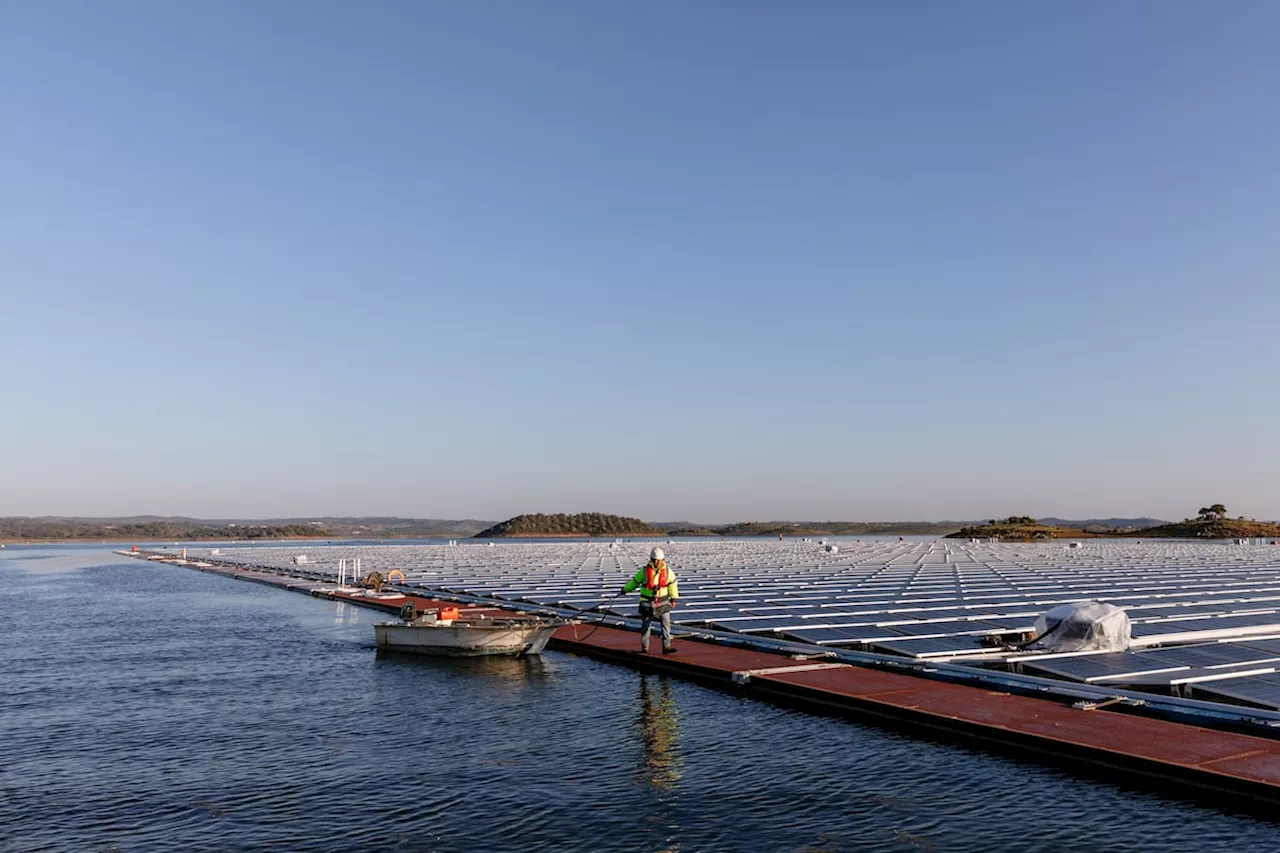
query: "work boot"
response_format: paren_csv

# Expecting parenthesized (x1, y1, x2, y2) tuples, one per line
(640, 644, 649, 654)
(662, 645, 677, 654)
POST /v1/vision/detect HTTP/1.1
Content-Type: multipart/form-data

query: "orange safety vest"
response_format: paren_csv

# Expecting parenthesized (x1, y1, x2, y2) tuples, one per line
(645, 563, 667, 591)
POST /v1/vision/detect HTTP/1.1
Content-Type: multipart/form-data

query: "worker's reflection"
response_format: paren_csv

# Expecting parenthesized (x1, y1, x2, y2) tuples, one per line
(637, 674, 683, 792)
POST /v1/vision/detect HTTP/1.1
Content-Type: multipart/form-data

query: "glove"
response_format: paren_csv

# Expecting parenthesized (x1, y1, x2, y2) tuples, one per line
(669, 600, 677, 609)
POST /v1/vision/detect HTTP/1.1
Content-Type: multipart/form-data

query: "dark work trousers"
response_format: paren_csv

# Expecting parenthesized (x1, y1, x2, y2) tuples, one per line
(639, 598, 673, 650)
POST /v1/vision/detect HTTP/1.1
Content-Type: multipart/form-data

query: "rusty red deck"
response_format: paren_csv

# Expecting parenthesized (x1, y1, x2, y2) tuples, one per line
(551, 624, 1280, 812)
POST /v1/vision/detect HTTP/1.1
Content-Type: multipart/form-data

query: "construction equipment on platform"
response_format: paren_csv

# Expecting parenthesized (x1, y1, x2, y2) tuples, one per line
(357, 571, 386, 591)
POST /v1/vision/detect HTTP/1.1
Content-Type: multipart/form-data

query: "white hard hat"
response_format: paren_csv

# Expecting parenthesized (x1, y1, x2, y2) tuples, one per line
(650, 547, 665, 561)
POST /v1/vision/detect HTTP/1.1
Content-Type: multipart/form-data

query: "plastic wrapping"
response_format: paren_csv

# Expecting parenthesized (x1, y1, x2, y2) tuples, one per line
(1032, 601, 1131, 653)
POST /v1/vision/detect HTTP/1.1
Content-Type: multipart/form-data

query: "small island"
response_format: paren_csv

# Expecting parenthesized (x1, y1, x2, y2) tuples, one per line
(1136, 505, 1280, 539)
(473, 513, 662, 539)
(948, 505, 1280, 541)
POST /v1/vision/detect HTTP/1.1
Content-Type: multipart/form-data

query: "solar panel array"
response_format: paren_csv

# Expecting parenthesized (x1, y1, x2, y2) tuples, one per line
(201, 539, 1280, 710)
(1016, 637, 1280, 707)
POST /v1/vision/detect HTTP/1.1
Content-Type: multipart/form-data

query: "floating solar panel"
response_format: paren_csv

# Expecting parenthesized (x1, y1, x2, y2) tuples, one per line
(776, 627, 884, 646)
(1019, 653, 1189, 684)
(870, 636, 994, 658)
(1145, 642, 1280, 670)
(1188, 674, 1280, 710)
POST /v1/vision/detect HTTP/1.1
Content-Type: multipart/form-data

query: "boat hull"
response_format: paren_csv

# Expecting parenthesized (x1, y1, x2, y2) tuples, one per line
(374, 622, 559, 657)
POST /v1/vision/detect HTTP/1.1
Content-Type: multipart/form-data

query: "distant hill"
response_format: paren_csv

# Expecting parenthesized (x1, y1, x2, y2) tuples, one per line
(652, 521, 718, 536)
(1138, 517, 1280, 539)
(474, 513, 662, 538)
(684, 521, 966, 537)
(0, 516, 494, 541)
(289, 517, 494, 538)
(0, 517, 327, 541)
(1040, 517, 1166, 531)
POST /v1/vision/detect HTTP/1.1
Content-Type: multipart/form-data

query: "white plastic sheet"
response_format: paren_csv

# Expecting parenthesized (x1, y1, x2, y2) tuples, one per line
(1032, 601, 1131, 653)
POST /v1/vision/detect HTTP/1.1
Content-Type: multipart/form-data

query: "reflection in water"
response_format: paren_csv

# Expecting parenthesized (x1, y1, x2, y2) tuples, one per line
(636, 675, 684, 853)
(332, 601, 363, 627)
(638, 675, 683, 792)
(374, 648, 551, 687)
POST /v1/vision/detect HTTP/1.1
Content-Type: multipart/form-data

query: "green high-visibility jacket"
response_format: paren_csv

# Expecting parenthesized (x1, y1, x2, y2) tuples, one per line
(624, 560, 679, 601)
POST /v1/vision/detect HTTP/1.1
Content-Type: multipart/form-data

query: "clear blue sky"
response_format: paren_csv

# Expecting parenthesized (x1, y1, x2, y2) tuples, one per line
(4, 1, 1279, 523)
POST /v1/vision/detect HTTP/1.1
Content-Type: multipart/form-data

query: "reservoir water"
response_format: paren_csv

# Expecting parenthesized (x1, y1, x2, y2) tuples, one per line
(3, 546, 1277, 853)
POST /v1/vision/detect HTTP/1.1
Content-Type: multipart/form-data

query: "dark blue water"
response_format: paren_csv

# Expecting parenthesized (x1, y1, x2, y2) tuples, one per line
(2, 547, 1277, 853)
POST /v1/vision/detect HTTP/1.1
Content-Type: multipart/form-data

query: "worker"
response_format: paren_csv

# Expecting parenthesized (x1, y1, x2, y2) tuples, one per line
(621, 546, 680, 654)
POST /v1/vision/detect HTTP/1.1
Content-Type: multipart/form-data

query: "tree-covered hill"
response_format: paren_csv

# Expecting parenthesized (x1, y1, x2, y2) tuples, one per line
(652, 521, 719, 536)
(474, 513, 662, 538)
(1137, 505, 1280, 539)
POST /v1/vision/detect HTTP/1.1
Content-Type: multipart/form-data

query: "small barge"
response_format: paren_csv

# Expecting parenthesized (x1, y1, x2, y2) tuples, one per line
(375, 604, 567, 657)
